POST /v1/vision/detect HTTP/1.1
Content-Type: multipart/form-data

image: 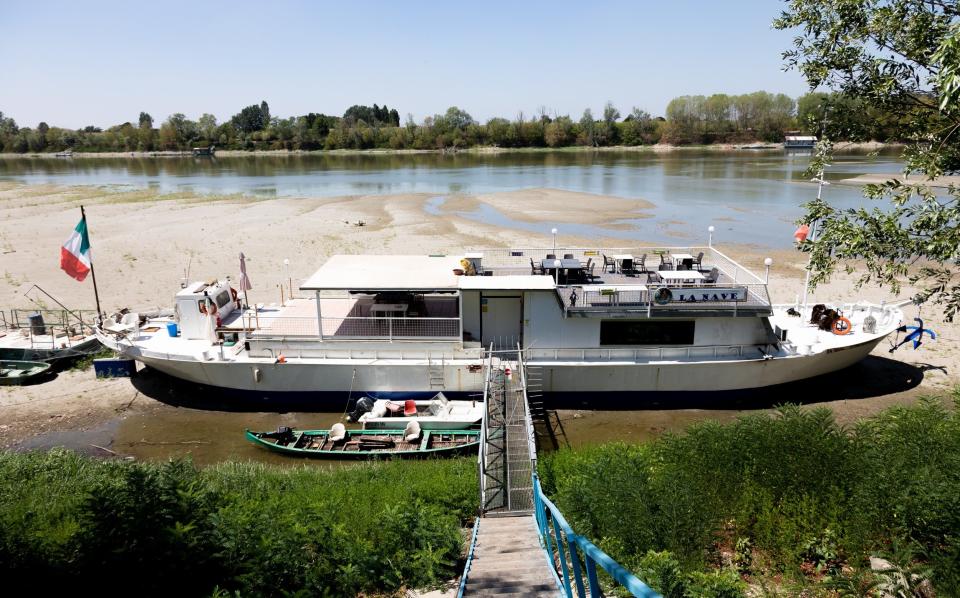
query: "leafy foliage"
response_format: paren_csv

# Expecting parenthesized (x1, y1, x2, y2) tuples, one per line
(774, 0, 960, 320)
(0, 452, 477, 596)
(539, 393, 960, 594)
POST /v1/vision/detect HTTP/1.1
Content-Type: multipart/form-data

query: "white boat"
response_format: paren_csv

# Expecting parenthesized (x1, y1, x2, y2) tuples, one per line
(96, 243, 905, 405)
(352, 395, 484, 430)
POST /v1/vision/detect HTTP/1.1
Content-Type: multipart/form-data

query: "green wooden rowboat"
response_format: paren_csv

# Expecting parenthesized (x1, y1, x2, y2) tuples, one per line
(0, 360, 52, 385)
(245, 426, 481, 459)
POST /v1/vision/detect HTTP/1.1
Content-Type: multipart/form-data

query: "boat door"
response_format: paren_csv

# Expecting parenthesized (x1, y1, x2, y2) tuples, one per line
(481, 295, 522, 351)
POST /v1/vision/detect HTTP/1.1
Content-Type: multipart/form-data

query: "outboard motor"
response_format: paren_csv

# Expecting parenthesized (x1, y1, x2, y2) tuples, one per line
(810, 304, 826, 326)
(818, 308, 839, 332)
(863, 314, 877, 334)
(347, 397, 375, 422)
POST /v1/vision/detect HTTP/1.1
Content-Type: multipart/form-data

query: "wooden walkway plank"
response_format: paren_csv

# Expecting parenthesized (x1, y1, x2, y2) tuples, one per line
(462, 515, 558, 597)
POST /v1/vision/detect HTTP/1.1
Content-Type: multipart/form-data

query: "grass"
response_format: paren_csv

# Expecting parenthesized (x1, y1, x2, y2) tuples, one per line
(539, 391, 960, 597)
(0, 451, 478, 596)
(69, 347, 117, 371)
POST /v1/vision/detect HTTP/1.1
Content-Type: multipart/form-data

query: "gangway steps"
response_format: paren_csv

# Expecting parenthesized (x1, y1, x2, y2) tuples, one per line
(461, 515, 558, 597)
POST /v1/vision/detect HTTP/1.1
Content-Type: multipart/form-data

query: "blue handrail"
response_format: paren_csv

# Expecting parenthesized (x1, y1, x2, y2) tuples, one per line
(533, 473, 661, 598)
(456, 516, 482, 598)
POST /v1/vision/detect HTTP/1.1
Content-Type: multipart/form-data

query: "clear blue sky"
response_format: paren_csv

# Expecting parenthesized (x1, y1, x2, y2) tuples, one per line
(2, 0, 808, 129)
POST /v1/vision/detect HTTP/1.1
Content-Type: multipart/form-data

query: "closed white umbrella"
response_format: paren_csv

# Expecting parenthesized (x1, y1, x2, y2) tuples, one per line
(239, 252, 257, 327)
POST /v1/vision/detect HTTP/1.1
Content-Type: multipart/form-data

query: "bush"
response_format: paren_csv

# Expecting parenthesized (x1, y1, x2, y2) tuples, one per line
(0, 450, 477, 596)
(539, 393, 960, 593)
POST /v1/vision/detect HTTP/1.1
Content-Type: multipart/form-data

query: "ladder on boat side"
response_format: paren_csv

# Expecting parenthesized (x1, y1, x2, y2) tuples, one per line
(427, 353, 445, 390)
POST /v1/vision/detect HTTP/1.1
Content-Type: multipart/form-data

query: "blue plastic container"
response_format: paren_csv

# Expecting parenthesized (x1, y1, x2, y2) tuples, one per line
(166, 322, 179, 337)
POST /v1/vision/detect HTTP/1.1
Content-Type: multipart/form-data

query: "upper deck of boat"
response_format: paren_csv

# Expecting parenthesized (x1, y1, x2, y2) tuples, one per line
(292, 245, 772, 321)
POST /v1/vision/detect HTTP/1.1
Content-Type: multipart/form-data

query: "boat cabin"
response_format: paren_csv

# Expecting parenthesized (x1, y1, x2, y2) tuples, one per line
(175, 279, 238, 339)
(233, 246, 776, 358)
(784, 135, 817, 149)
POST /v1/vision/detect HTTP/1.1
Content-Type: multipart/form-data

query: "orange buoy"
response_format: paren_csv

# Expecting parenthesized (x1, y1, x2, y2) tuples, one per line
(277, 353, 287, 363)
(832, 317, 852, 335)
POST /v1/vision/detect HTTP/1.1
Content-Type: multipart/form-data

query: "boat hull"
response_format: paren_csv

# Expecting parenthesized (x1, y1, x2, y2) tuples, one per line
(0, 360, 53, 385)
(245, 429, 480, 459)
(113, 332, 888, 406)
(0, 337, 102, 367)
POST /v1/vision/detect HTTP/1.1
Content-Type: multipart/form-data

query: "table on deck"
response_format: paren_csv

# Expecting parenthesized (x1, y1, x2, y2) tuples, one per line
(671, 253, 695, 270)
(542, 258, 584, 283)
(610, 254, 635, 274)
(656, 270, 705, 285)
(370, 303, 408, 317)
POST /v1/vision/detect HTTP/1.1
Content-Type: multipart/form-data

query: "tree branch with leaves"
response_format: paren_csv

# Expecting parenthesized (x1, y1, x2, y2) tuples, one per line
(776, 0, 960, 320)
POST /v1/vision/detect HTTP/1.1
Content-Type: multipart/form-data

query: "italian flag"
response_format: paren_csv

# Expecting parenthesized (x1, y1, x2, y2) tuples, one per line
(61, 217, 92, 281)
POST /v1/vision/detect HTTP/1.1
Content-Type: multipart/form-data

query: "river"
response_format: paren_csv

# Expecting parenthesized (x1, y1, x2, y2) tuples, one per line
(0, 149, 902, 248)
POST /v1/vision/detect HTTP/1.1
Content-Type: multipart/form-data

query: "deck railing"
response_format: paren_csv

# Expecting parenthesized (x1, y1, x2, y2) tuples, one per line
(533, 473, 661, 598)
(559, 281, 771, 316)
(243, 314, 461, 341)
(525, 343, 776, 362)
(8, 308, 98, 334)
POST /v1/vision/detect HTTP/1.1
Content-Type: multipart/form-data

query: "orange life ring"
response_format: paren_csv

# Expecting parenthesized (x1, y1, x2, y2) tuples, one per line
(199, 302, 207, 315)
(832, 317, 852, 335)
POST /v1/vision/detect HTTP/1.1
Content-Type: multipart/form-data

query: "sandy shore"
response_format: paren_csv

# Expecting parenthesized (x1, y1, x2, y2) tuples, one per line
(0, 181, 956, 453)
(838, 172, 960, 188)
(440, 188, 653, 225)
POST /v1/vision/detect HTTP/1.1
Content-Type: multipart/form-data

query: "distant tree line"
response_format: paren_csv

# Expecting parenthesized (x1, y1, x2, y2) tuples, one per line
(0, 92, 909, 154)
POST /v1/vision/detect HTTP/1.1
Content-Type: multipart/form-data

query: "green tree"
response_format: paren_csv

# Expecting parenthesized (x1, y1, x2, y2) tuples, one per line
(599, 101, 620, 145)
(579, 108, 597, 146)
(545, 115, 574, 147)
(775, 0, 960, 320)
(197, 113, 218, 144)
(231, 103, 268, 134)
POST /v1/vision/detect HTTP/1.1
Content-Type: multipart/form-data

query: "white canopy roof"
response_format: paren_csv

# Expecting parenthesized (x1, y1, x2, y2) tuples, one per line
(457, 275, 555, 290)
(301, 255, 464, 291)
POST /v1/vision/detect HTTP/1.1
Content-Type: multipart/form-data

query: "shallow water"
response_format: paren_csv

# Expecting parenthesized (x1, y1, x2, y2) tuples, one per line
(1, 149, 903, 247)
(14, 352, 923, 466)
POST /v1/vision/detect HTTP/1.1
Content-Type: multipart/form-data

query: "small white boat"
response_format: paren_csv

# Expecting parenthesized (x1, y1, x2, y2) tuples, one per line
(353, 394, 483, 430)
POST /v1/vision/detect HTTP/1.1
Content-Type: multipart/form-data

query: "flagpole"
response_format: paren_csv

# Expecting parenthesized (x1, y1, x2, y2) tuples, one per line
(80, 205, 103, 322)
(800, 169, 828, 311)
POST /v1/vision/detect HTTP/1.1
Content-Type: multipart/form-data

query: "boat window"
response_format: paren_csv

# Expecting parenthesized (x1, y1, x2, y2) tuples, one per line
(600, 320, 695, 345)
(215, 291, 232, 309)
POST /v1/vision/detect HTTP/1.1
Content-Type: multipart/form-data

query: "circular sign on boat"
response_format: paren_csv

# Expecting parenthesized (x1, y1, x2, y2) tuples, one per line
(654, 286, 673, 305)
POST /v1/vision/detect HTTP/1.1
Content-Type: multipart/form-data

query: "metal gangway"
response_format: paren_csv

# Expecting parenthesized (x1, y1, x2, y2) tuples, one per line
(460, 344, 661, 597)
(478, 344, 537, 514)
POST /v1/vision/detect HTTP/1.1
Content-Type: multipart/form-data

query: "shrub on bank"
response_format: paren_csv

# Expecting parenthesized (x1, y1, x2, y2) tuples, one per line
(0, 451, 477, 596)
(539, 393, 960, 596)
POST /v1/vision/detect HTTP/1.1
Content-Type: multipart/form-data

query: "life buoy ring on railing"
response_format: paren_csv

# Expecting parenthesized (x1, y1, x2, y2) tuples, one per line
(230, 287, 241, 309)
(199, 302, 208, 315)
(832, 317, 852, 335)
(654, 287, 673, 305)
